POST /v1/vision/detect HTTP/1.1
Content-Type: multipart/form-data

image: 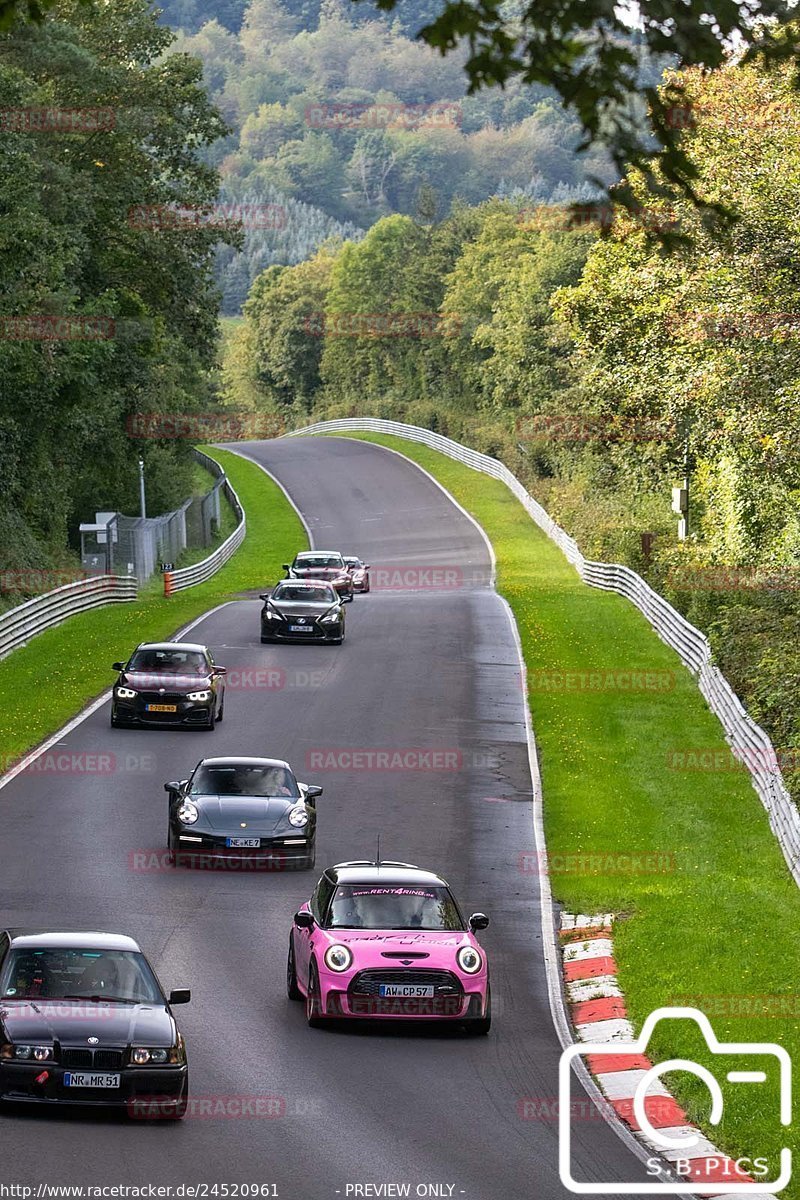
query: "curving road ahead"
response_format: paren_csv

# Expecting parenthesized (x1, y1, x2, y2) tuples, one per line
(0, 436, 651, 1199)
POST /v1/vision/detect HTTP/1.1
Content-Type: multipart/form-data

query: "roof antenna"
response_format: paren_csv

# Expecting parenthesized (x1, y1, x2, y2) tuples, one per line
(376, 834, 382, 866)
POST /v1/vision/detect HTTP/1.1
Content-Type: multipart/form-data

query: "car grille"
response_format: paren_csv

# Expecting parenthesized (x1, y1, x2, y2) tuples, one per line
(349, 969, 462, 997)
(138, 691, 186, 704)
(61, 1048, 124, 1070)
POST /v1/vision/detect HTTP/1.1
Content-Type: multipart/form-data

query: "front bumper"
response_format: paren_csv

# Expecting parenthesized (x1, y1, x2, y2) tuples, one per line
(171, 829, 312, 869)
(261, 620, 342, 642)
(317, 967, 488, 1020)
(0, 1061, 187, 1109)
(113, 695, 213, 727)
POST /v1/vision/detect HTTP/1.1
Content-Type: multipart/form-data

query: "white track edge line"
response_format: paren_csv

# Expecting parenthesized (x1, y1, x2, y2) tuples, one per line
(222, 444, 314, 548)
(0, 601, 237, 794)
(291, 433, 497, 587)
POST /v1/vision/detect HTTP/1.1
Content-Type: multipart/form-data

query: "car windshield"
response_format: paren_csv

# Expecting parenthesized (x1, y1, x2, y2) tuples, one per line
(327, 885, 463, 930)
(190, 763, 299, 798)
(273, 584, 336, 604)
(128, 648, 208, 674)
(295, 555, 343, 569)
(0, 948, 163, 1003)
(344, 558, 362, 568)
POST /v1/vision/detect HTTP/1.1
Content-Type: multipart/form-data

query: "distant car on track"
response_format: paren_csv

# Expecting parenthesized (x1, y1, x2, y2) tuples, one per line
(287, 860, 491, 1033)
(166, 756, 321, 870)
(261, 581, 345, 644)
(343, 556, 370, 593)
(110, 642, 226, 730)
(283, 551, 354, 602)
(0, 929, 190, 1118)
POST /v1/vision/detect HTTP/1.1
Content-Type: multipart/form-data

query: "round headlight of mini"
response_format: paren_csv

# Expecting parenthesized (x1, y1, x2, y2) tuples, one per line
(177, 800, 199, 825)
(288, 806, 309, 828)
(324, 944, 352, 973)
(457, 946, 482, 974)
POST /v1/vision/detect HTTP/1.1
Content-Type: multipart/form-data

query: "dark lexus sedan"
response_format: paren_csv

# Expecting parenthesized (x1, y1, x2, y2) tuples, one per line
(166, 756, 321, 870)
(110, 642, 226, 730)
(283, 551, 353, 602)
(260, 581, 345, 644)
(0, 930, 190, 1118)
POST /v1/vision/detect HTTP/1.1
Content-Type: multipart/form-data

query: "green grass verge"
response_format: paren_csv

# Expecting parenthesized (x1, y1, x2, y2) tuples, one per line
(0, 447, 307, 767)
(331, 430, 800, 1191)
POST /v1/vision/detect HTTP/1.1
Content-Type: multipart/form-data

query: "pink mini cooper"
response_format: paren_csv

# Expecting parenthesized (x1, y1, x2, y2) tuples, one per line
(287, 860, 491, 1033)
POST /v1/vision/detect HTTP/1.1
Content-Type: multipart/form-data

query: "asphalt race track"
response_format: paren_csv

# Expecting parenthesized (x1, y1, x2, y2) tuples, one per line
(0, 436, 653, 1198)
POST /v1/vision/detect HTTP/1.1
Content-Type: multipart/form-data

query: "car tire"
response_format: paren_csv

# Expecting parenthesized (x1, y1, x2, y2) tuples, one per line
(204, 711, 216, 731)
(306, 961, 324, 1027)
(302, 843, 316, 871)
(167, 827, 177, 865)
(466, 988, 492, 1036)
(110, 711, 122, 728)
(287, 937, 303, 1001)
(216, 699, 224, 723)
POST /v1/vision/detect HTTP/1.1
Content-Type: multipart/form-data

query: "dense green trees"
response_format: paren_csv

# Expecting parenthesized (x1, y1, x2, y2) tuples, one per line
(0, 0, 234, 573)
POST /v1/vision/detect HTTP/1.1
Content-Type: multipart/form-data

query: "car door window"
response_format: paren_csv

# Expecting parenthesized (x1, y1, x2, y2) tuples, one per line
(311, 875, 335, 924)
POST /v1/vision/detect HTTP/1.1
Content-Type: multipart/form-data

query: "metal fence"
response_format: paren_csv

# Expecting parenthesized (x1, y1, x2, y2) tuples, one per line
(0, 575, 137, 661)
(164, 450, 246, 595)
(289, 417, 800, 887)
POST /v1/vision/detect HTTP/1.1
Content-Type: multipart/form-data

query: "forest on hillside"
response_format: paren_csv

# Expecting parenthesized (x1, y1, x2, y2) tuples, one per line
(166, 0, 629, 310)
(225, 61, 800, 798)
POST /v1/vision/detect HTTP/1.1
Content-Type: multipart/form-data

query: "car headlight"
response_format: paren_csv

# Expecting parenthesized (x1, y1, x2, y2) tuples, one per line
(320, 608, 341, 625)
(263, 607, 282, 620)
(324, 944, 353, 972)
(186, 690, 211, 702)
(288, 806, 309, 827)
(457, 946, 482, 974)
(6, 1045, 53, 1061)
(130, 1046, 178, 1066)
(177, 800, 199, 825)
(115, 687, 137, 699)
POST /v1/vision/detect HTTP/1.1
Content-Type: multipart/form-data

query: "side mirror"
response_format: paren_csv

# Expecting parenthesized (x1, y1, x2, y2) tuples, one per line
(215, 665, 227, 675)
(111, 661, 125, 671)
(363, 564, 371, 570)
(469, 913, 490, 932)
(305, 785, 323, 799)
(259, 593, 270, 601)
(294, 911, 314, 929)
(282, 564, 290, 571)
(165, 779, 188, 794)
(168, 989, 191, 1006)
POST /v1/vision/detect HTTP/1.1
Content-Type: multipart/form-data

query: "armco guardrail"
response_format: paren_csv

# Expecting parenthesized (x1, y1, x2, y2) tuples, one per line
(0, 575, 137, 661)
(163, 450, 246, 595)
(289, 417, 800, 886)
